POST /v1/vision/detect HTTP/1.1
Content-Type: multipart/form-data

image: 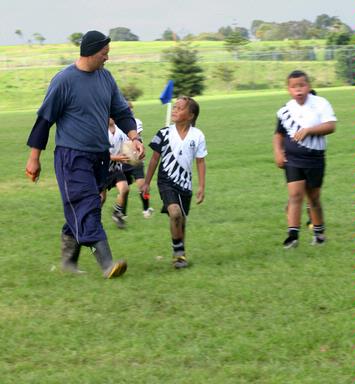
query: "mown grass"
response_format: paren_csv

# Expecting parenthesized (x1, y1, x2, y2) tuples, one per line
(0, 88, 353, 383)
(0, 60, 340, 112)
(0, 39, 343, 112)
(0, 39, 327, 63)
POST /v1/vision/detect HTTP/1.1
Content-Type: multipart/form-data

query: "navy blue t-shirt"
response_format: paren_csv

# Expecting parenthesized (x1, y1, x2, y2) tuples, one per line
(38, 64, 128, 152)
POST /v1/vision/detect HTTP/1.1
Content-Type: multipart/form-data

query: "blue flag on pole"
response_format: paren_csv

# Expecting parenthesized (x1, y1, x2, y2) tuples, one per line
(159, 80, 174, 104)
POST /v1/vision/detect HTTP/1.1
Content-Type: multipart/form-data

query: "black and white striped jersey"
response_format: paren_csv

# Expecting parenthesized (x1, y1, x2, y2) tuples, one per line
(149, 124, 207, 195)
(276, 94, 336, 167)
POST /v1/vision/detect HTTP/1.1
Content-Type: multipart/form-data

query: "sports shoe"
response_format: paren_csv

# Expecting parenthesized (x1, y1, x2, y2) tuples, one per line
(283, 236, 298, 249)
(104, 260, 127, 278)
(143, 207, 154, 219)
(173, 255, 188, 269)
(311, 235, 326, 245)
(112, 210, 126, 229)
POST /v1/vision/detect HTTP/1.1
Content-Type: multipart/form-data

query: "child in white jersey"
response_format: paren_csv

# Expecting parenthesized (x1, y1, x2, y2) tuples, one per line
(121, 101, 154, 220)
(273, 70, 336, 248)
(142, 96, 207, 269)
(101, 118, 130, 229)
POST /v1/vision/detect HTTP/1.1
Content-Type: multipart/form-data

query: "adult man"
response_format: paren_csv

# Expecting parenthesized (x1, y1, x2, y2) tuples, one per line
(25, 30, 144, 278)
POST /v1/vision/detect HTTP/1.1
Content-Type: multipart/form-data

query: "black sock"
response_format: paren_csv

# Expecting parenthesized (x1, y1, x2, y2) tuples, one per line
(140, 192, 149, 211)
(288, 227, 300, 239)
(172, 238, 185, 256)
(113, 204, 123, 214)
(313, 224, 324, 237)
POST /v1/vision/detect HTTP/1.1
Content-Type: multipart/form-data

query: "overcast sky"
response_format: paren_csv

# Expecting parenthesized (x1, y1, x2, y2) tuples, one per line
(0, 0, 353, 45)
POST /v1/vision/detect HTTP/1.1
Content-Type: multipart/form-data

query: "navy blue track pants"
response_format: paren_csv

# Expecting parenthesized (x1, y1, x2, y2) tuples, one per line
(54, 146, 109, 245)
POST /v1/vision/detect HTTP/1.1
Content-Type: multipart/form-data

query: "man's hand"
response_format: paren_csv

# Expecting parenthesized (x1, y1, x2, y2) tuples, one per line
(25, 157, 41, 182)
(132, 139, 145, 160)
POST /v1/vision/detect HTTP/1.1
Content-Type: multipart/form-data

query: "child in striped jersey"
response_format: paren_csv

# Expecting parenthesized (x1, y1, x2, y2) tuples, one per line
(273, 70, 336, 248)
(142, 96, 207, 269)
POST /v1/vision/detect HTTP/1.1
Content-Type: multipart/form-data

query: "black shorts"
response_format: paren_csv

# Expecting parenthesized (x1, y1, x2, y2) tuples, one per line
(285, 165, 325, 188)
(123, 163, 145, 184)
(103, 169, 127, 191)
(159, 188, 192, 217)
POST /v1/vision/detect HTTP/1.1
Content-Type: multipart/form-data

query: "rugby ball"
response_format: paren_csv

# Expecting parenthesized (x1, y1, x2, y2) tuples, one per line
(121, 141, 141, 166)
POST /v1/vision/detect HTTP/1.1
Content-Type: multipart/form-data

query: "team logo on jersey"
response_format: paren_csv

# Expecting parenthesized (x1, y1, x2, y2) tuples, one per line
(189, 140, 196, 148)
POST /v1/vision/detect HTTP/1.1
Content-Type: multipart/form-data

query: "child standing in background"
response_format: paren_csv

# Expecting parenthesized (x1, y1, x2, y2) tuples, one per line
(273, 70, 336, 248)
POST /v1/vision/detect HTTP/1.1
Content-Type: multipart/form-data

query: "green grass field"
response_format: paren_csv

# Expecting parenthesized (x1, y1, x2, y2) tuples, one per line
(0, 88, 354, 384)
(0, 88, 353, 383)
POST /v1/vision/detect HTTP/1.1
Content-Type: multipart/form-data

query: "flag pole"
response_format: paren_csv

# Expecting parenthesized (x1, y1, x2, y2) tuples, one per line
(165, 102, 172, 127)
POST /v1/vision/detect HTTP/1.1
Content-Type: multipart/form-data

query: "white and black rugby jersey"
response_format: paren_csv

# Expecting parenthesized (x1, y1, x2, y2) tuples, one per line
(149, 124, 207, 194)
(108, 125, 126, 172)
(276, 94, 336, 168)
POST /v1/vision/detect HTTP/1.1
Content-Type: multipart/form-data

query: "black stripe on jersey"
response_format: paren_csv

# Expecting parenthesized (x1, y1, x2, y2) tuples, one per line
(277, 106, 326, 151)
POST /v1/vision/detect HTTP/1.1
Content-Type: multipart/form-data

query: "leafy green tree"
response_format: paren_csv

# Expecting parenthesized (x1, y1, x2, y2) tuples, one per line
(220, 26, 249, 39)
(33, 33, 45, 45)
(182, 34, 195, 41)
(163, 43, 205, 97)
(68, 32, 83, 46)
(161, 28, 180, 41)
(252, 15, 351, 41)
(218, 26, 233, 38)
(193, 32, 224, 41)
(326, 32, 351, 46)
(250, 20, 264, 37)
(335, 48, 354, 84)
(109, 27, 139, 41)
(224, 31, 249, 58)
(315, 14, 339, 30)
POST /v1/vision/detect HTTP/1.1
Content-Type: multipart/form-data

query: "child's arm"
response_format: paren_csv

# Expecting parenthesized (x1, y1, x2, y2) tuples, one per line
(273, 132, 286, 168)
(293, 121, 336, 142)
(196, 157, 206, 204)
(141, 151, 160, 196)
(110, 153, 131, 163)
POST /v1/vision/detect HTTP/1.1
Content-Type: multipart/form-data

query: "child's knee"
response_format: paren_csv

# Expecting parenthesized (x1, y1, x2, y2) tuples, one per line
(168, 204, 182, 220)
(289, 191, 303, 204)
(308, 196, 321, 209)
(118, 184, 129, 196)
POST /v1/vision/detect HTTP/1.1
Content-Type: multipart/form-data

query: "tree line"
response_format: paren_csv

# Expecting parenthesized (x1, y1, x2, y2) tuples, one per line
(13, 14, 355, 101)
(14, 14, 353, 47)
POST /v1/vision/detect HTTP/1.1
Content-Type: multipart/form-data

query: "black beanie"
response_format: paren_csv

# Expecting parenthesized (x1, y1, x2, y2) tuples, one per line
(80, 30, 111, 57)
